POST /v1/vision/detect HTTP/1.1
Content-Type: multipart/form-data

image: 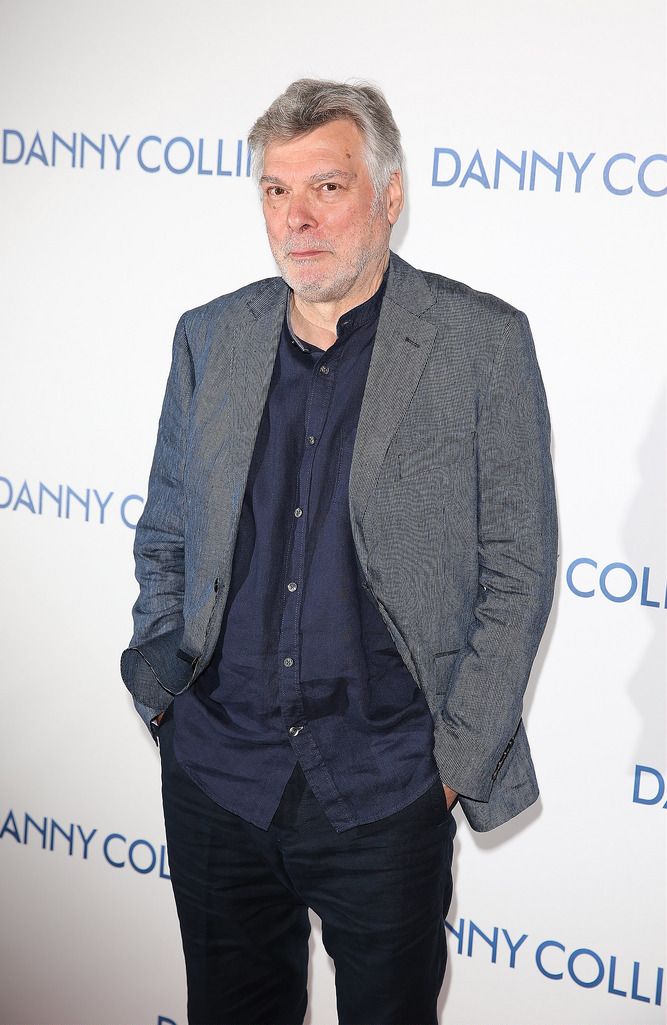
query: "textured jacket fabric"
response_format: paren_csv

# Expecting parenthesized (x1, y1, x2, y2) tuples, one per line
(120, 251, 558, 832)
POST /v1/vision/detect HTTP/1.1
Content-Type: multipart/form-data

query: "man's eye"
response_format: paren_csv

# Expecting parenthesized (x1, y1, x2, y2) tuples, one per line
(267, 187, 286, 197)
(321, 183, 339, 192)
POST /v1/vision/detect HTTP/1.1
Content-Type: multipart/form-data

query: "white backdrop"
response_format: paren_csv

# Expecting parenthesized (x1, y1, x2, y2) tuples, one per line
(1, 2, 665, 1023)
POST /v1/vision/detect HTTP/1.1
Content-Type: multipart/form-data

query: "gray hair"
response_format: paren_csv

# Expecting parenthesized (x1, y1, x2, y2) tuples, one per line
(248, 78, 404, 200)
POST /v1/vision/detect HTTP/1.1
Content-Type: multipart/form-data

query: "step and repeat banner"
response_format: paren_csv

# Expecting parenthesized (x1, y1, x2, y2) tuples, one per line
(1, 2, 665, 1023)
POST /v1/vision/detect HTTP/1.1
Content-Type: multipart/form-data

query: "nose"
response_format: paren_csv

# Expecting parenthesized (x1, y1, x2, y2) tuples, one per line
(286, 193, 318, 233)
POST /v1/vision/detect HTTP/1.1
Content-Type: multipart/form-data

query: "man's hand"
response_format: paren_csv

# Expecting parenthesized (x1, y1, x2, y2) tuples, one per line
(443, 783, 458, 810)
(150, 711, 166, 732)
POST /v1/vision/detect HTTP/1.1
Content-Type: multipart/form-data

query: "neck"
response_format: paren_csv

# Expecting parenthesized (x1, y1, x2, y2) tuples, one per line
(290, 250, 389, 351)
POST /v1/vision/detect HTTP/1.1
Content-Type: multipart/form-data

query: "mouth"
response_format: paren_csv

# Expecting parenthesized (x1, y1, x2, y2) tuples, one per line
(288, 249, 330, 259)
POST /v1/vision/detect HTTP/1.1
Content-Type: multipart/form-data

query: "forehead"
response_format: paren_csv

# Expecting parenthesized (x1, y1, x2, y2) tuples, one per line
(262, 119, 369, 181)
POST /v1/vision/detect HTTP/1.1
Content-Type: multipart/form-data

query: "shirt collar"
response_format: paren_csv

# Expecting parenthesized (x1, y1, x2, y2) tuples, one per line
(286, 263, 389, 353)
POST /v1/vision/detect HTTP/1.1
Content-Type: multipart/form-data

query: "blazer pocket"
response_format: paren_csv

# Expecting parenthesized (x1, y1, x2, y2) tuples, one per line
(433, 648, 462, 695)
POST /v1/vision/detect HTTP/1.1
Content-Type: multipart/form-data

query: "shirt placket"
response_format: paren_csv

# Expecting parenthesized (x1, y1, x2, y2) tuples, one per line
(276, 343, 352, 812)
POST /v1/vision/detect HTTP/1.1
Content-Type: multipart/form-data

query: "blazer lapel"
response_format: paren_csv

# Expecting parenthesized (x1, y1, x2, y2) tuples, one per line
(232, 281, 288, 442)
(348, 253, 438, 568)
(209, 279, 287, 567)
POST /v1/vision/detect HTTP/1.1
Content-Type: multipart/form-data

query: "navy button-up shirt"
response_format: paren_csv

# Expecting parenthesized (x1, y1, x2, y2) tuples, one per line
(172, 274, 439, 832)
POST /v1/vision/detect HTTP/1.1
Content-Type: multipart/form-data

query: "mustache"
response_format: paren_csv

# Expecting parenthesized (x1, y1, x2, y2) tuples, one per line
(282, 239, 334, 256)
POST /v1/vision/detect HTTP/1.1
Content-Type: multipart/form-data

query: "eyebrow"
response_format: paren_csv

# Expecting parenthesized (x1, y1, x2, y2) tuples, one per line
(260, 169, 357, 185)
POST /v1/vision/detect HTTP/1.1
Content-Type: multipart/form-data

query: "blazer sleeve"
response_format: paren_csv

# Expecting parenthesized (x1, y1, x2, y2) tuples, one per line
(119, 313, 195, 726)
(432, 309, 558, 802)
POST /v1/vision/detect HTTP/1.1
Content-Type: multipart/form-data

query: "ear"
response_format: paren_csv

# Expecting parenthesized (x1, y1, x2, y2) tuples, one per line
(385, 170, 404, 225)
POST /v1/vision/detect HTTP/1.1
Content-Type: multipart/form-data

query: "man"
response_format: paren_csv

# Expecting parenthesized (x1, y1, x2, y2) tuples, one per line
(121, 79, 557, 1025)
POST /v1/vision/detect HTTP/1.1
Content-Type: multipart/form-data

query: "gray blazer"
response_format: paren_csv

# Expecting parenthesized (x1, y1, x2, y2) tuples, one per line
(121, 251, 558, 832)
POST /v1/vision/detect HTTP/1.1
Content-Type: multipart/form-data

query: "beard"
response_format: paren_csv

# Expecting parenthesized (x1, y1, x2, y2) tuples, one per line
(268, 221, 390, 304)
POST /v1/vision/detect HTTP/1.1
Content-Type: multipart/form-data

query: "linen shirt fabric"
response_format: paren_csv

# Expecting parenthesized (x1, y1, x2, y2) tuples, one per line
(172, 274, 441, 832)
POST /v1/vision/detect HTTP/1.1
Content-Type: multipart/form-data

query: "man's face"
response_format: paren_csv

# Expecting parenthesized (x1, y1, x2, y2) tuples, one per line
(260, 119, 402, 304)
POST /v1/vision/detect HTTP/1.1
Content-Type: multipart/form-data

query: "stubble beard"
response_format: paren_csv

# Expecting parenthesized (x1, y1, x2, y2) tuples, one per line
(270, 218, 390, 305)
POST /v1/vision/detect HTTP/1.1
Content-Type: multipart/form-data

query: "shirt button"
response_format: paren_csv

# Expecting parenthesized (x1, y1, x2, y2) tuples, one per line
(306, 435, 316, 445)
(283, 657, 294, 667)
(319, 365, 329, 375)
(287, 581, 297, 592)
(288, 724, 304, 736)
(294, 507, 303, 517)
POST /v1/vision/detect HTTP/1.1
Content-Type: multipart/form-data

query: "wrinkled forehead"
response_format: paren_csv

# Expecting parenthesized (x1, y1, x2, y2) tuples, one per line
(261, 119, 370, 183)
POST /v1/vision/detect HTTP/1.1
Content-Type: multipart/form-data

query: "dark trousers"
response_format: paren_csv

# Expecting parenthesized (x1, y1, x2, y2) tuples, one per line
(159, 712, 456, 1025)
